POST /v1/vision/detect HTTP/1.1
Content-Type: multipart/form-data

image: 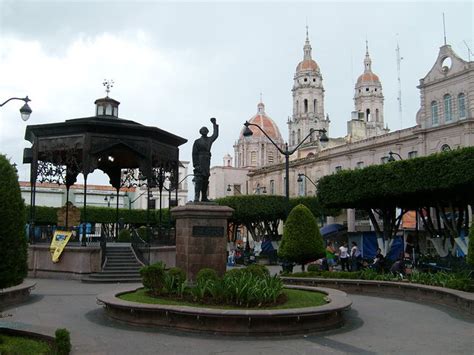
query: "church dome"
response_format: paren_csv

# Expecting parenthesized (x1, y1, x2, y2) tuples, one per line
(356, 72, 380, 84)
(296, 59, 319, 72)
(239, 102, 283, 142)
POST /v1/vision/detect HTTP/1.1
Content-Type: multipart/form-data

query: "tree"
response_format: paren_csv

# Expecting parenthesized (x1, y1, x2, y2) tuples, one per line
(468, 223, 474, 266)
(0, 155, 28, 288)
(278, 204, 324, 270)
(318, 147, 474, 256)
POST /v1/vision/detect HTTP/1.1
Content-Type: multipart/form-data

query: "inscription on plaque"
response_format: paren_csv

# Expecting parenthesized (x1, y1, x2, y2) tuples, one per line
(192, 226, 225, 237)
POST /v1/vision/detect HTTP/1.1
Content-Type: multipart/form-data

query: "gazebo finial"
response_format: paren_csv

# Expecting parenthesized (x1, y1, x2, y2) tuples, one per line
(103, 79, 114, 97)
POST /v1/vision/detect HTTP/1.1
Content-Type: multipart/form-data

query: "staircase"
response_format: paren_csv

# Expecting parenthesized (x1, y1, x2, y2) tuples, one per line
(82, 245, 143, 283)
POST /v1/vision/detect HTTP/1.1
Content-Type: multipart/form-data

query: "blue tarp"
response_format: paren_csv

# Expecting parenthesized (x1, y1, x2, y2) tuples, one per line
(359, 232, 404, 260)
(320, 224, 346, 237)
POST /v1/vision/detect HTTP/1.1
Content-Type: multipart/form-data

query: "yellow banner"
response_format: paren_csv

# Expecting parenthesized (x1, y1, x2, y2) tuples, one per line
(50, 230, 72, 263)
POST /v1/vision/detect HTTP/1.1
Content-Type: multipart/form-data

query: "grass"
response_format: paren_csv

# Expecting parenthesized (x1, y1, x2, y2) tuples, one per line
(0, 334, 52, 354)
(119, 288, 327, 309)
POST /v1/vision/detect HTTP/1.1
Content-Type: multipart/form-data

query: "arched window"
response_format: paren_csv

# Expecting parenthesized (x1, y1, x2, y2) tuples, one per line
(444, 94, 452, 122)
(297, 129, 301, 144)
(268, 152, 274, 164)
(458, 93, 466, 118)
(250, 151, 257, 166)
(304, 99, 308, 113)
(375, 108, 379, 121)
(431, 101, 439, 125)
(366, 108, 371, 122)
(291, 131, 295, 146)
(313, 99, 317, 113)
(296, 100, 299, 114)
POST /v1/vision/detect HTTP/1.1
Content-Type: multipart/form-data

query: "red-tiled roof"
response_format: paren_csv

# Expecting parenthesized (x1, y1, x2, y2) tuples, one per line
(296, 59, 319, 72)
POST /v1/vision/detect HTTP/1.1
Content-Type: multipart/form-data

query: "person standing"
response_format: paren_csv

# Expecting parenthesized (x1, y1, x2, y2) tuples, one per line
(339, 242, 350, 271)
(325, 241, 336, 271)
(351, 241, 361, 271)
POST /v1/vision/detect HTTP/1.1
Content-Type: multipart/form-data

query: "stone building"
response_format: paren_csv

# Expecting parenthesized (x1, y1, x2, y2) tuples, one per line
(248, 42, 473, 236)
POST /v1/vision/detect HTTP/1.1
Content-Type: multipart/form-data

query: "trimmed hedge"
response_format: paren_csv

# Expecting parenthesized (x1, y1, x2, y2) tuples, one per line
(318, 147, 474, 209)
(278, 204, 325, 267)
(0, 155, 28, 288)
(28, 205, 172, 226)
(468, 223, 474, 266)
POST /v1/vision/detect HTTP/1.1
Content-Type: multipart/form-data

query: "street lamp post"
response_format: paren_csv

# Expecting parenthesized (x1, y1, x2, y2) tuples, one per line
(0, 96, 32, 121)
(242, 121, 328, 204)
(297, 173, 318, 191)
(387, 151, 402, 162)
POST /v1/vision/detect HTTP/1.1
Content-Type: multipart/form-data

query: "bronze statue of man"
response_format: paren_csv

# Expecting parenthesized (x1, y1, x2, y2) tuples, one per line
(192, 117, 219, 202)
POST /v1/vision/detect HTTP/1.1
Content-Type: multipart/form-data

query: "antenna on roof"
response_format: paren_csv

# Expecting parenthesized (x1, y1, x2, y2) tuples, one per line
(442, 13, 447, 45)
(260, 92, 263, 103)
(103, 79, 114, 97)
(396, 35, 403, 130)
(463, 40, 473, 61)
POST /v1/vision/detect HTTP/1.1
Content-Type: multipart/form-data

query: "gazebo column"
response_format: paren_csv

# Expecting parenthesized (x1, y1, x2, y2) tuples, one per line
(82, 173, 88, 246)
(29, 153, 38, 244)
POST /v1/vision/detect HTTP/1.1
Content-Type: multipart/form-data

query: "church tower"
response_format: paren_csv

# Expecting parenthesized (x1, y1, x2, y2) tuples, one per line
(288, 27, 329, 150)
(350, 42, 387, 138)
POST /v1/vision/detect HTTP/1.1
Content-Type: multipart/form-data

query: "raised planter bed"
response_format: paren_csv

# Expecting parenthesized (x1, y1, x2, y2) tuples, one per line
(0, 281, 36, 310)
(282, 277, 474, 316)
(97, 285, 352, 336)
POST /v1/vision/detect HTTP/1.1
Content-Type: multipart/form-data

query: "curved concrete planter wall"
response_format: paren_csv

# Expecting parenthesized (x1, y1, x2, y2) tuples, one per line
(282, 277, 474, 316)
(97, 285, 352, 336)
(0, 281, 36, 310)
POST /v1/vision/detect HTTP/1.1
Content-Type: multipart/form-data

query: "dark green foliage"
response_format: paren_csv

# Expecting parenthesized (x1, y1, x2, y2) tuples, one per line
(290, 196, 341, 220)
(318, 147, 474, 209)
(117, 229, 131, 242)
(216, 195, 287, 224)
(278, 204, 325, 267)
(28, 205, 172, 226)
(291, 269, 473, 291)
(54, 328, 71, 355)
(196, 268, 220, 284)
(140, 262, 166, 295)
(137, 226, 148, 241)
(167, 267, 186, 284)
(0, 155, 27, 288)
(243, 264, 270, 278)
(307, 264, 319, 272)
(468, 223, 474, 266)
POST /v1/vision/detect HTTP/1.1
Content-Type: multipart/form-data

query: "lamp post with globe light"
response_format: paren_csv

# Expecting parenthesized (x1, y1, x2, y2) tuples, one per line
(0, 96, 32, 121)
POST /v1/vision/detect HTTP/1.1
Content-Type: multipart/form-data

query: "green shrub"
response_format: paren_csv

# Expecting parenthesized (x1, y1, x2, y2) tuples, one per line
(140, 262, 166, 295)
(0, 155, 27, 288)
(55, 328, 71, 355)
(196, 268, 220, 285)
(117, 229, 131, 242)
(307, 264, 320, 272)
(168, 267, 186, 284)
(137, 226, 148, 242)
(468, 223, 474, 266)
(243, 264, 270, 278)
(278, 204, 325, 269)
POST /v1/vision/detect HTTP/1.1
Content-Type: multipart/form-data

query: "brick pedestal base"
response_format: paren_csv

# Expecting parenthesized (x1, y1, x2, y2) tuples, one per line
(171, 203, 233, 282)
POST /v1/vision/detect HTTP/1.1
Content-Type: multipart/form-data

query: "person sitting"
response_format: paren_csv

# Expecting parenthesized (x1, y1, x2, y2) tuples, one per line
(371, 248, 385, 272)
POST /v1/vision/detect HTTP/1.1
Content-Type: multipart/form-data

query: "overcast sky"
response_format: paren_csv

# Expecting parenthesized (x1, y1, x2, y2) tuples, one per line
(0, 1, 472, 188)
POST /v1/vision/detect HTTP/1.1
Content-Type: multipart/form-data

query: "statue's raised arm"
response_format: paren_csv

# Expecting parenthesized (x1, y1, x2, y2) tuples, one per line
(210, 117, 219, 143)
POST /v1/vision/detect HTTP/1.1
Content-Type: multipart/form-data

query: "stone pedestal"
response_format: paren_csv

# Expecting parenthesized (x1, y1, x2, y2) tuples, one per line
(171, 203, 233, 282)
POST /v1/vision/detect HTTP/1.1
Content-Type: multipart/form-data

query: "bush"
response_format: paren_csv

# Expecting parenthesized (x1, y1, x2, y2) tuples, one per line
(137, 226, 148, 242)
(307, 264, 320, 272)
(468, 223, 474, 266)
(0, 155, 27, 288)
(243, 264, 270, 278)
(278, 204, 325, 269)
(140, 262, 166, 295)
(117, 229, 131, 242)
(168, 267, 186, 284)
(196, 268, 220, 285)
(55, 328, 71, 355)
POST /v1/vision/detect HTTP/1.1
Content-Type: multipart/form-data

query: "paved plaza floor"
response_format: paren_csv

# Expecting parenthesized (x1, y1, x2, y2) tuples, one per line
(1, 277, 473, 354)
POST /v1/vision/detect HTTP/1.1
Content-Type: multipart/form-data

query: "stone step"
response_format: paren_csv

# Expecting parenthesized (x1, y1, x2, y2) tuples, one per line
(88, 273, 141, 279)
(81, 277, 142, 283)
